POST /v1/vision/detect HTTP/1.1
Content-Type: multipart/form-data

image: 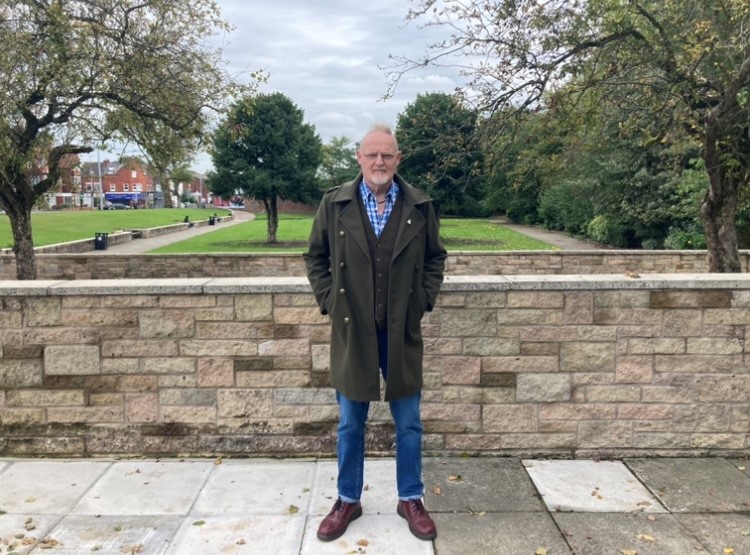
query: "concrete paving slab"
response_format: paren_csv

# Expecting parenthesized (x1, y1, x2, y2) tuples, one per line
(677, 513, 750, 555)
(191, 460, 314, 516)
(626, 458, 750, 512)
(424, 457, 545, 513)
(0, 514, 61, 554)
(38, 515, 182, 555)
(309, 460, 399, 516)
(523, 459, 667, 513)
(432, 512, 572, 555)
(71, 460, 213, 516)
(300, 514, 434, 555)
(0, 461, 110, 515)
(166, 514, 304, 554)
(553, 513, 703, 555)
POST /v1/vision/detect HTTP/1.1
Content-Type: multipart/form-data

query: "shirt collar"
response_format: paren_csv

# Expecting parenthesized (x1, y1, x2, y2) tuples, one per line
(359, 180, 399, 202)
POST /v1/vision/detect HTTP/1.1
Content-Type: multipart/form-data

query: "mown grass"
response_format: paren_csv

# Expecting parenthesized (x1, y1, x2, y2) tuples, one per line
(0, 210, 554, 252)
(151, 213, 554, 253)
(0, 208, 231, 248)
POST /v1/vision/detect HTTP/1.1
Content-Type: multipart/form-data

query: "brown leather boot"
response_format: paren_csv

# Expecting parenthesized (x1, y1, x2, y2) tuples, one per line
(397, 499, 437, 540)
(317, 498, 363, 541)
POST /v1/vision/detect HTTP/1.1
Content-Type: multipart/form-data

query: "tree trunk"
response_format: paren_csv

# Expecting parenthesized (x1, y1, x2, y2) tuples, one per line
(701, 114, 743, 273)
(8, 206, 37, 280)
(263, 196, 278, 243)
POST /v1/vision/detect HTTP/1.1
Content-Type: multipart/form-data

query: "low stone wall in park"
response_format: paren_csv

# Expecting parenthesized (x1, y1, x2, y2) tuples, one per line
(1, 274, 749, 458)
(0, 249, 744, 280)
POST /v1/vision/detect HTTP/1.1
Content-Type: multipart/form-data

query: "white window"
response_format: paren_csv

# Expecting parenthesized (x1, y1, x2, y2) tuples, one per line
(123, 183, 129, 191)
(131, 170, 137, 179)
(109, 184, 116, 192)
(134, 184, 142, 192)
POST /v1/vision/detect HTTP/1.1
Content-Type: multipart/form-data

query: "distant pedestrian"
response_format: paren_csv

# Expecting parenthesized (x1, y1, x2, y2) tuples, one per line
(184, 215, 194, 228)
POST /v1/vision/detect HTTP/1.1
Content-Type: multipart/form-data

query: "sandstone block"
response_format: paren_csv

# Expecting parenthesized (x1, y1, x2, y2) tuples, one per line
(483, 356, 559, 373)
(561, 342, 615, 372)
(139, 310, 194, 338)
(23, 298, 61, 326)
(45, 345, 100, 376)
(516, 374, 571, 403)
(217, 389, 273, 418)
(179, 340, 256, 357)
(125, 393, 158, 423)
(615, 356, 654, 384)
(234, 294, 273, 321)
(585, 385, 641, 402)
(650, 290, 731, 309)
(483, 404, 536, 432)
(441, 309, 497, 337)
(197, 358, 235, 387)
(578, 421, 632, 448)
(508, 291, 563, 308)
(466, 291, 507, 308)
(102, 340, 179, 357)
(7, 390, 84, 407)
(464, 337, 520, 356)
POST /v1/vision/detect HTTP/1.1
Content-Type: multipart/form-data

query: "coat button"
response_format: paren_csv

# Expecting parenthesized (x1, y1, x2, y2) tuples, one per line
(339, 262, 346, 268)
(344, 317, 350, 324)
(339, 231, 345, 237)
(339, 288, 346, 295)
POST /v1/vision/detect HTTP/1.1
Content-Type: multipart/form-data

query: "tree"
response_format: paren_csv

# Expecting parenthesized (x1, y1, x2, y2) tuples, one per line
(318, 136, 360, 191)
(0, 0, 252, 279)
(209, 93, 322, 243)
(397, 93, 486, 216)
(393, 0, 750, 271)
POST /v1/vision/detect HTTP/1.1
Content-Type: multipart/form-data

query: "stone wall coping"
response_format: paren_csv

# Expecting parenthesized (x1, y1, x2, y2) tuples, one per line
(2, 273, 750, 296)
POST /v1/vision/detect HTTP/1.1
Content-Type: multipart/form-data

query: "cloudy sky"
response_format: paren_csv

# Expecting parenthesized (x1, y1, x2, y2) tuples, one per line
(187, 0, 463, 172)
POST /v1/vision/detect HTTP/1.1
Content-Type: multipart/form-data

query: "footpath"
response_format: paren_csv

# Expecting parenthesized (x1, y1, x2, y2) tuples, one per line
(0, 456, 749, 554)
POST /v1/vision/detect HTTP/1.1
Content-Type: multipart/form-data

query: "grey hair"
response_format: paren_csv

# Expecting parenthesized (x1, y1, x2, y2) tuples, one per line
(361, 123, 399, 150)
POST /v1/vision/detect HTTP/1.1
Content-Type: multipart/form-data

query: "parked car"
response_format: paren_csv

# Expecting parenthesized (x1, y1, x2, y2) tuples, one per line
(104, 203, 132, 210)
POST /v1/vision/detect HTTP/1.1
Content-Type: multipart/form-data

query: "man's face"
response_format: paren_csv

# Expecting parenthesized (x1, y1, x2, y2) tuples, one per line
(356, 131, 402, 188)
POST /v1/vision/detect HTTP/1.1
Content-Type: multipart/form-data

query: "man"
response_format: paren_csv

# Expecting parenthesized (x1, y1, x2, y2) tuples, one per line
(304, 124, 447, 542)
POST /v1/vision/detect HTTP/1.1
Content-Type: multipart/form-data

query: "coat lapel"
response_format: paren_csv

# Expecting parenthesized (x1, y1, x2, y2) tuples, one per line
(333, 177, 370, 260)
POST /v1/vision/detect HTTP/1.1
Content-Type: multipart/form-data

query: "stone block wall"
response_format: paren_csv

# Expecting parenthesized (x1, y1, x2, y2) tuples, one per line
(1, 274, 750, 458)
(2, 250, 747, 280)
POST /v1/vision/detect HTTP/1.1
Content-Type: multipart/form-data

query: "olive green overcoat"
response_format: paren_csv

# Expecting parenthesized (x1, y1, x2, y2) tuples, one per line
(304, 174, 447, 401)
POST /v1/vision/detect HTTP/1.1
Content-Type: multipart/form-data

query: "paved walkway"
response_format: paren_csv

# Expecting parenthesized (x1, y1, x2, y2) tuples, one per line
(492, 217, 611, 250)
(93, 210, 255, 255)
(1, 456, 748, 554)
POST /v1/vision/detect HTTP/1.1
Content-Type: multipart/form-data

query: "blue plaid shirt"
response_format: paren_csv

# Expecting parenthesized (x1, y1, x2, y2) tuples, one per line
(359, 180, 400, 237)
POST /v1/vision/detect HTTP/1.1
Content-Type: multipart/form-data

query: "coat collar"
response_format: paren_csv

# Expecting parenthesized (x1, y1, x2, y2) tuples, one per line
(331, 173, 432, 206)
(333, 173, 430, 260)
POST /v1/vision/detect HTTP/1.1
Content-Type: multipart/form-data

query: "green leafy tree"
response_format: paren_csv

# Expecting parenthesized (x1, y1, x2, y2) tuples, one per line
(397, 93, 485, 216)
(394, 0, 750, 271)
(0, 0, 251, 279)
(209, 93, 322, 243)
(318, 136, 360, 191)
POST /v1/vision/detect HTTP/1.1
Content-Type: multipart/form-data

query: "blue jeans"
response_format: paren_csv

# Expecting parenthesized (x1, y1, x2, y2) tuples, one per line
(336, 328, 424, 503)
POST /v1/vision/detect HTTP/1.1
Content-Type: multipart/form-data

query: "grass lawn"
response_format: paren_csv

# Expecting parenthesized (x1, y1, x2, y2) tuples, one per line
(0, 208, 231, 248)
(151, 214, 554, 253)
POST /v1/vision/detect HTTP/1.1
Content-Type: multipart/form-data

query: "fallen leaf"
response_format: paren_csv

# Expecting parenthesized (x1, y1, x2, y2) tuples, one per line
(723, 549, 735, 554)
(535, 547, 549, 555)
(192, 520, 206, 526)
(119, 545, 143, 554)
(214, 457, 223, 465)
(620, 549, 637, 555)
(447, 474, 462, 482)
(737, 466, 746, 471)
(357, 539, 369, 546)
(236, 538, 246, 545)
(626, 271, 641, 279)
(591, 487, 603, 500)
(637, 534, 656, 542)
(433, 486, 442, 495)
(38, 538, 61, 549)
(647, 515, 656, 522)
(288, 505, 299, 514)
(25, 497, 36, 503)
(741, 529, 750, 536)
